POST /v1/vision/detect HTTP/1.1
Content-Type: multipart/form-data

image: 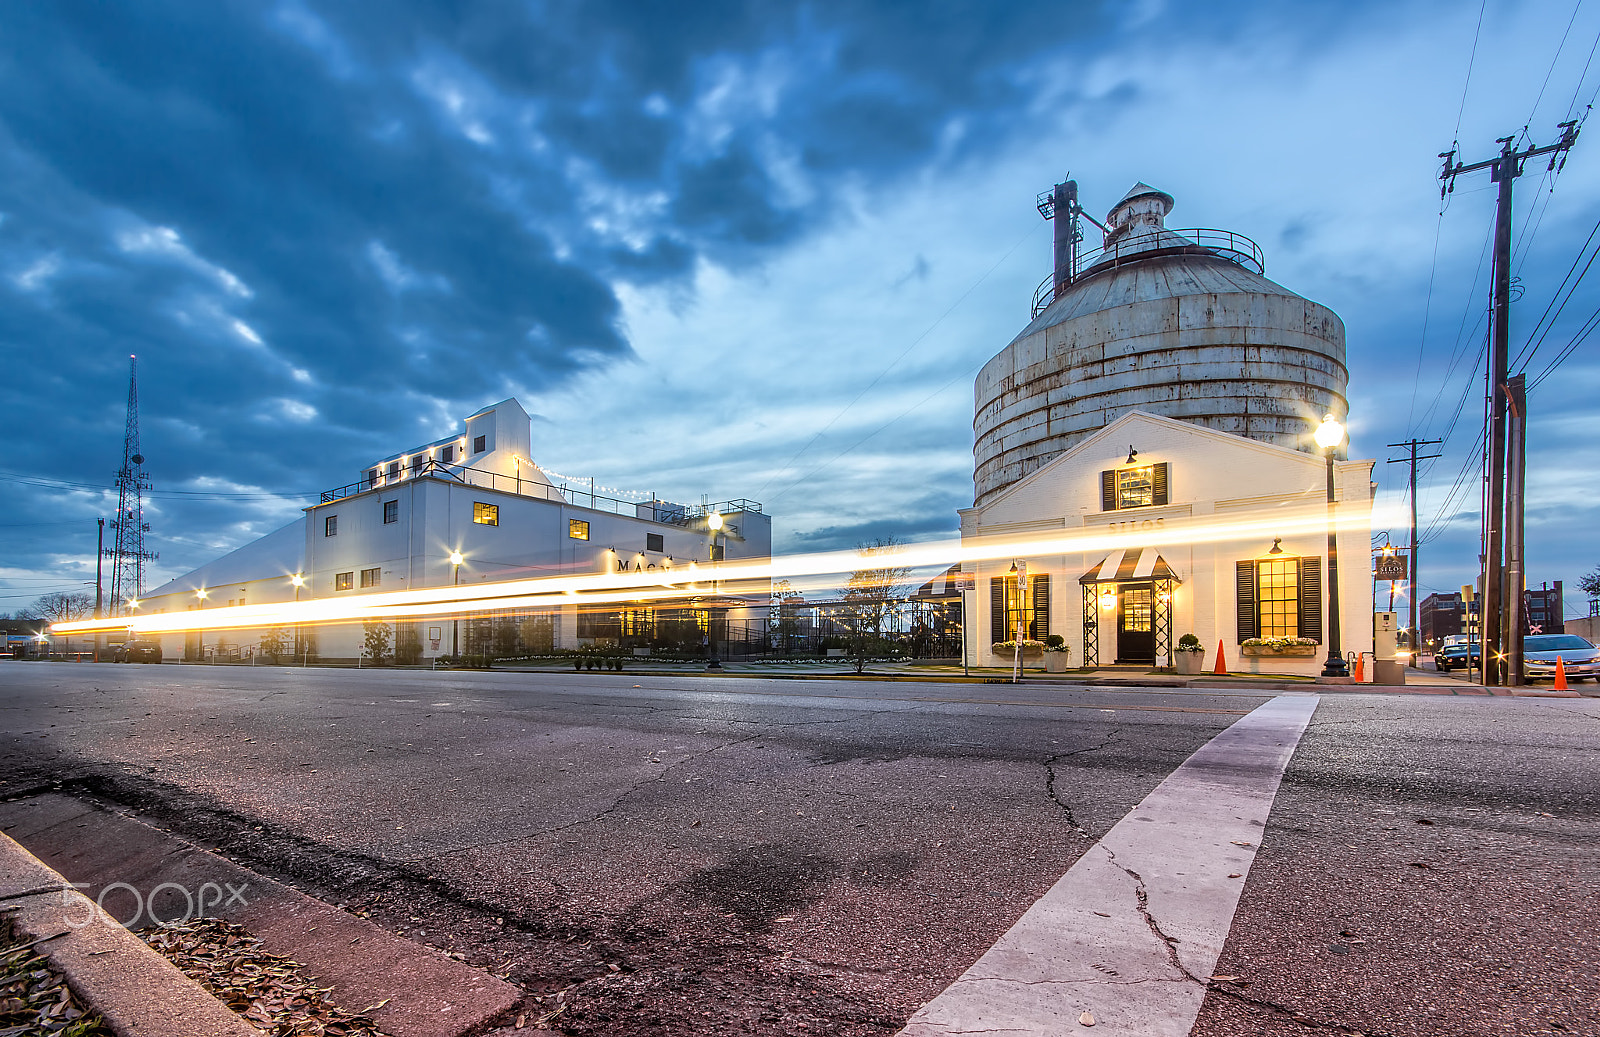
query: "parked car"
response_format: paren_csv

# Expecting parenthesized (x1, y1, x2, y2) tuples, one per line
(1524, 634, 1600, 682)
(1435, 641, 1480, 672)
(113, 640, 163, 663)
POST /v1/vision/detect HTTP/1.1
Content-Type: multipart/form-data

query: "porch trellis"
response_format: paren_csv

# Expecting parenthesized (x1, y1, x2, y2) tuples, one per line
(1079, 549, 1182, 669)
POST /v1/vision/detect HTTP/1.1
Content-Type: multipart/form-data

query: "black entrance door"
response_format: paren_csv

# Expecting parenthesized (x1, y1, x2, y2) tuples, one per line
(1117, 584, 1155, 663)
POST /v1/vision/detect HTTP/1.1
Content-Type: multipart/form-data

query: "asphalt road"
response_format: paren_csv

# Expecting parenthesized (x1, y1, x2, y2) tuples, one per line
(0, 663, 1595, 1036)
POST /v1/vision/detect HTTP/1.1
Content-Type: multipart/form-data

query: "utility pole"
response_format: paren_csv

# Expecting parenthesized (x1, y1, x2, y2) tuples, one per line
(94, 517, 105, 663)
(1504, 374, 1527, 685)
(1387, 438, 1440, 666)
(1439, 122, 1579, 685)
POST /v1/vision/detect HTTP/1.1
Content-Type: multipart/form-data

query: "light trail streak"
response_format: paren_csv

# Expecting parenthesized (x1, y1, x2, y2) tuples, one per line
(51, 500, 1396, 637)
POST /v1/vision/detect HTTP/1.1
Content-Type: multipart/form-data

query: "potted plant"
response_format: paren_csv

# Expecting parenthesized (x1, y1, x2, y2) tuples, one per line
(1043, 635, 1072, 673)
(1240, 636, 1319, 657)
(1174, 633, 1205, 674)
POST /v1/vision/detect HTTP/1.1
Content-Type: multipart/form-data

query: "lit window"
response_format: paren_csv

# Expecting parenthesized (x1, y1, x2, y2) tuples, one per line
(473, 502, 498, 526)
(646, 533, 664, 553)
(324, 515, 338, 537)
(360, 567, 381, 588)
(1257, 558, 1299, 638)
(383, 500, 398, 524)
(335, 572, 353, 591)
(1117, 466, 1155, 509)
(474, 435, 487, 453)
(569, 519, 589, 540)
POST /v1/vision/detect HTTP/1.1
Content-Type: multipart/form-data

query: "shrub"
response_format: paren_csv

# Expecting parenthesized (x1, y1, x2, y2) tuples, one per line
(1044, 634, 1067, 652)
(1176, 634, 1204, 653)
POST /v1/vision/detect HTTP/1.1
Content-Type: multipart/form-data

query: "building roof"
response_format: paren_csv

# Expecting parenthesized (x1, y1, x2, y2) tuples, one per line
(144, 517, 306, 599)
(1110, 182, 1175, 217)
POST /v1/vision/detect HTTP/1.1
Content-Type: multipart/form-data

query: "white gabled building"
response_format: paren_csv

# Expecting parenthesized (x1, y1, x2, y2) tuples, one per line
(960, 410, 1374, 676)
(139, 398, 771, 662)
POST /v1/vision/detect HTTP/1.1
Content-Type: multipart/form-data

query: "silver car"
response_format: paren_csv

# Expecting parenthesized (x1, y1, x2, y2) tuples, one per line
(1524, 634, 1600, 682)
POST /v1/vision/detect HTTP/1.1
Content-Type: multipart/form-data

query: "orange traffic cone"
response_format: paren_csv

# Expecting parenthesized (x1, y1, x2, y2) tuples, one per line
(1214, 640, 1227, 675)
(1353, 654, 1365, 683)
(1554, 656, 1568, 691)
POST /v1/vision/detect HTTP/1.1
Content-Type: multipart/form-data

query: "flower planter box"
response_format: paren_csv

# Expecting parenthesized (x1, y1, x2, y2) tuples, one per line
(1044, 652, 1071, 673)
(995, 647, 1044, 663)
(1240, 644, 1318, 658)
(1174, 651, 1206, 675)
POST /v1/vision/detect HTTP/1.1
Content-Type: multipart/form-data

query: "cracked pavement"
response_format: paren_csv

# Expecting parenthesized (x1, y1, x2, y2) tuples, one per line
(0, 666, 1596, 1035)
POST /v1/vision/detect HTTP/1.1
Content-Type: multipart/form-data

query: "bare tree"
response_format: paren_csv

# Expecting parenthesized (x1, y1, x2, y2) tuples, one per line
(23, 592, 95, 624)
(1580, 566, 1600, 602)
(843, 538, 913, 674)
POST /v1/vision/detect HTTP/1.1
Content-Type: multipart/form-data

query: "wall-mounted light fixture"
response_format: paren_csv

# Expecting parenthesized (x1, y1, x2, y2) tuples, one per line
(1126, 446, 1138, 465)
(1099, 589, 1117, 610)
(1268, 538, 1283, 555)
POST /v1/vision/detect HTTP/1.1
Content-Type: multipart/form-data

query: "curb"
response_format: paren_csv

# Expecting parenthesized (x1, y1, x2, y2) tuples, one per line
(0, 831, 257, 1037)
(0, 794, 523, 1037)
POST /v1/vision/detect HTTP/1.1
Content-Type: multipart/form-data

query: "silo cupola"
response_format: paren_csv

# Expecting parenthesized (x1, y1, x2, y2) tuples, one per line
(1103, 182, 1176, 248)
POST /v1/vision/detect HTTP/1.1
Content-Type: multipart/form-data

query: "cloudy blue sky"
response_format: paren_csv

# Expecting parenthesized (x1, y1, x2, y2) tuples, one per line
(2, 0, 1597, 620)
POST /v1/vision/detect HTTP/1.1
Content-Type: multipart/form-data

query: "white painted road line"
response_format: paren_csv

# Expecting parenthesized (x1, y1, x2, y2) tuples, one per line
(899, 693, 1320, 1037)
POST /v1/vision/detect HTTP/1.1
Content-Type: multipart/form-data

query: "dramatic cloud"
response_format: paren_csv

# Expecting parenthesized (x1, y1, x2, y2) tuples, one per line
(2, 0, 1597, 621)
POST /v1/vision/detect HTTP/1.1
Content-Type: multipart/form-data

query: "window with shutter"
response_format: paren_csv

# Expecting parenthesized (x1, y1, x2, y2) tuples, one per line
(1235, 560, 1259, 642)
(1101, 470, 1116, 511)
(990, 577, 1006, 644)
(1031, 574, 1050, 640)
(1298, 556, 1323, 642)
(1152, 462, 1169, 506)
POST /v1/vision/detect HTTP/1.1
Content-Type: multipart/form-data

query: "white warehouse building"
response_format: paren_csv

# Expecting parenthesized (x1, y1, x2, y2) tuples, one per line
(138, 399, 771, 662)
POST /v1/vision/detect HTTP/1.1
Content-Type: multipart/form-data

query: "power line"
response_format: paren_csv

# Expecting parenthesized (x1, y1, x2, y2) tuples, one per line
(1528, 300, 1600, 388)
(1454, 0, 1490, 143)
(1513, 216, 1600, 368)
(0, 469, 310, 501)
(1525, 0, 1583, 132)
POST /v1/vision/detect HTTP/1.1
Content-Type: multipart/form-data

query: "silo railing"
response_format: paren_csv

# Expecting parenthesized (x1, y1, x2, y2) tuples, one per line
(1032, 228, 1266, 317)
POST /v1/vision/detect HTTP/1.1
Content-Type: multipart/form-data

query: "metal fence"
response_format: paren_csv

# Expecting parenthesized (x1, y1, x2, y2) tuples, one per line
(321, 462, 761, 523)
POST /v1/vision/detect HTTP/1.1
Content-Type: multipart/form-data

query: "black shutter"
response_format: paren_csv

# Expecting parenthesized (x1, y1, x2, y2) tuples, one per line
(990, 577, 1006, 644)
(1101, 470, 1117, 511)
(1299, 556, 1323, 643)
(1152, 462, 1169, 506)
(1031, 574, 1050, 640)
(1235, 560, 1259, 643)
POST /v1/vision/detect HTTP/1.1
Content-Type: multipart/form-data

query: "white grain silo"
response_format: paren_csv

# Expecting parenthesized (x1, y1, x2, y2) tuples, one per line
(973, 180, 1348, 507)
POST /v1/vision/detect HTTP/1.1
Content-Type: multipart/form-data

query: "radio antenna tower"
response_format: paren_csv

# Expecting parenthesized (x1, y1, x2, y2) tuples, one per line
(108, 355, 156, 614)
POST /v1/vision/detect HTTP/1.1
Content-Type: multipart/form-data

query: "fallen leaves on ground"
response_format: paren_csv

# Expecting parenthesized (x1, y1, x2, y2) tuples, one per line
(139, 917, 391, 1037)
(0, 916, 113, 1037)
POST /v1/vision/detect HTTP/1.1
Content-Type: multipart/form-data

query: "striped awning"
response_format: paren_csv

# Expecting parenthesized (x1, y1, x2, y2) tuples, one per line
(1079, 548, 1180, 585)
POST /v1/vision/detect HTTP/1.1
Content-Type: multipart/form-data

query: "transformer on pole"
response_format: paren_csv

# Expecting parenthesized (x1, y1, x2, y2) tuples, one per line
(108, 355, 157, 615)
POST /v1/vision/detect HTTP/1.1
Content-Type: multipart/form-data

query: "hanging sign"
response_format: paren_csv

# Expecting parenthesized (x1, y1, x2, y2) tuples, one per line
(1375, 556, 1407, 581)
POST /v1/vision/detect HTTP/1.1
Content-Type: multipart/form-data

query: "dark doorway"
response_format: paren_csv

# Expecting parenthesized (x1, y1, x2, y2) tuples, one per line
(1116, 584, 1155, 664)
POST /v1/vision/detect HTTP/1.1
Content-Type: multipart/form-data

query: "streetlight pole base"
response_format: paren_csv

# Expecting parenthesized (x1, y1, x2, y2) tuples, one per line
(1320, 655, 1350, 678)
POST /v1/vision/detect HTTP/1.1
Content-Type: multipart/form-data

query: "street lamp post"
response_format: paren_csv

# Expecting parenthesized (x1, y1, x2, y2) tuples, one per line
(1314, 415, 1350, 679)
(449, 551, 464, 659)
(195, 588, 209, 664)
(706, 513, 723, 669)
(290, 573, 306, 665)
